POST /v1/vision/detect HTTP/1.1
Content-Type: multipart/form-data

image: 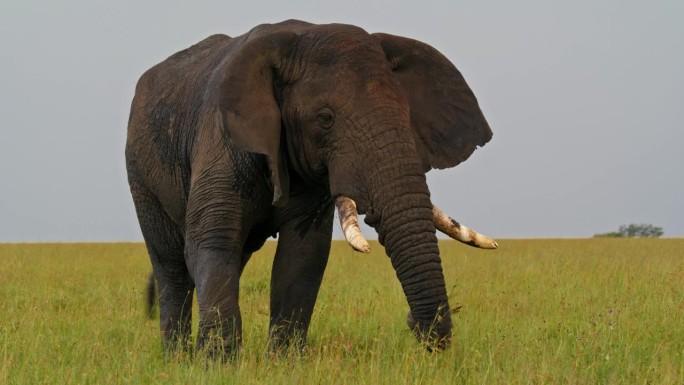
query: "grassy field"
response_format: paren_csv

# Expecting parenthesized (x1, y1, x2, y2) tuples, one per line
(0, 239, 682, 384)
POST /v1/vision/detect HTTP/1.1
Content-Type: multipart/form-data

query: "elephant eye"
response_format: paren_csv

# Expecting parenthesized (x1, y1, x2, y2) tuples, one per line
(317, 109, 335, 129)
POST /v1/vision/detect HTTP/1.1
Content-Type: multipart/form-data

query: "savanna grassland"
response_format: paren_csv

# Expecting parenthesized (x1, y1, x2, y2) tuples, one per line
(1, 239, 682, 384)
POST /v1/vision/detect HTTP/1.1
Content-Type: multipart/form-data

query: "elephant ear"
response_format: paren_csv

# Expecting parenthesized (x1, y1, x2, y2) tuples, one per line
(372, 33, 493, 171)
(214, 26, 299, 206)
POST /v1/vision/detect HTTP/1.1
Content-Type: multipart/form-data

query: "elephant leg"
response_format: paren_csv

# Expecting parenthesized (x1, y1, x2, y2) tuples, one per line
(129, 182, 194, 352)
(186, 242, 244, 359)
(268, 203, 333, 352)
(146, 272, 157, 319)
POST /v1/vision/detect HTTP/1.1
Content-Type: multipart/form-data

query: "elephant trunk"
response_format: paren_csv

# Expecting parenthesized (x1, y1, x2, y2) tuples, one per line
(365, 144, 452, 350)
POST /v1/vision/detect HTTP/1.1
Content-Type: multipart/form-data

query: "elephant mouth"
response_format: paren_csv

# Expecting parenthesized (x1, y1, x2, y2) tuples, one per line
(334, 196, 498, 253)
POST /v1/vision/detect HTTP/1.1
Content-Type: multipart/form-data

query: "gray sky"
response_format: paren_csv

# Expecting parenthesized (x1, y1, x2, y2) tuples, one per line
(1, 0, 682, 242)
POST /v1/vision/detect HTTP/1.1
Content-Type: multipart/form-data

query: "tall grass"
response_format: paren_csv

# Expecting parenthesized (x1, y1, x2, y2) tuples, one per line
(1, 239, 682, 384)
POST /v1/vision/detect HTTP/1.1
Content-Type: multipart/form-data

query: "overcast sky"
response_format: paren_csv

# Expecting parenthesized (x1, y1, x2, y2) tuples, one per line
(1, 0, 682, 242)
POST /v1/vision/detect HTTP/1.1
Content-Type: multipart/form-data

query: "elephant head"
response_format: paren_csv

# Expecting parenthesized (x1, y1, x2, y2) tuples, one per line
(210, 20, 493, 349)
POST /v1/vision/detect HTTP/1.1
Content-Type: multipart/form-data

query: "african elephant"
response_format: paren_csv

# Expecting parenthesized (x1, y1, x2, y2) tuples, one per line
(126, 19, 496, 356)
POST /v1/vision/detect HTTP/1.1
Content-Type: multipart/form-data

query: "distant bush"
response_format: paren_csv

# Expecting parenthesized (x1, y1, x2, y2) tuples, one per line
(594, 223, 664, 238)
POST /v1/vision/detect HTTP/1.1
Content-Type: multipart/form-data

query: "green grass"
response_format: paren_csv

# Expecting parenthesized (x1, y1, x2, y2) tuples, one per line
(1, 239, 682, 384)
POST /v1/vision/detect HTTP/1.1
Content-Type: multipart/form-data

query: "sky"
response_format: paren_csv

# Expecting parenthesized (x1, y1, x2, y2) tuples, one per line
(0, 0, 682, 242)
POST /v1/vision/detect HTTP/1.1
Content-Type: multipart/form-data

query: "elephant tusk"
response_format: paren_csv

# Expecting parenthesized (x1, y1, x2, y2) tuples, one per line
(432, 205, 498, 249)
(335, 196, 371, 253)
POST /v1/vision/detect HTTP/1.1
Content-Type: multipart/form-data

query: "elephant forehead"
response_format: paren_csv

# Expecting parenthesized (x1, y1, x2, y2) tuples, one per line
(299, 29, 383, 64)
(300, 53, 394, 92)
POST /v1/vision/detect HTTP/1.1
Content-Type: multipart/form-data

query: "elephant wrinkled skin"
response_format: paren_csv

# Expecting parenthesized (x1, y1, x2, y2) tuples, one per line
(126, 20, 494, 356)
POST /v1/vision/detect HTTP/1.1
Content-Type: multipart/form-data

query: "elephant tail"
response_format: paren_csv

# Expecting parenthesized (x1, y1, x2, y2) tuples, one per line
(145, 273, 157, 319)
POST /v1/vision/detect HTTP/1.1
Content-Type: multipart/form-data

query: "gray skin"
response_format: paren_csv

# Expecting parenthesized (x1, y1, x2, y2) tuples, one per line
(126, 20, 492, 356)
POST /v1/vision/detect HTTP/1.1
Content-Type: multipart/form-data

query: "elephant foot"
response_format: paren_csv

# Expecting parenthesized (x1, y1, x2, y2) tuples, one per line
(267, 323, 308, 356)
(196, 334, 241, 362)
(161, 334, 194, 361)
(196, 318, 242, 361)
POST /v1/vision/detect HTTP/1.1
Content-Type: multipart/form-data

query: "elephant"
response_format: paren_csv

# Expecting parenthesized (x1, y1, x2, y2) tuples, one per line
(126, 19, 496, 357)
(145, 272, 157, 319)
